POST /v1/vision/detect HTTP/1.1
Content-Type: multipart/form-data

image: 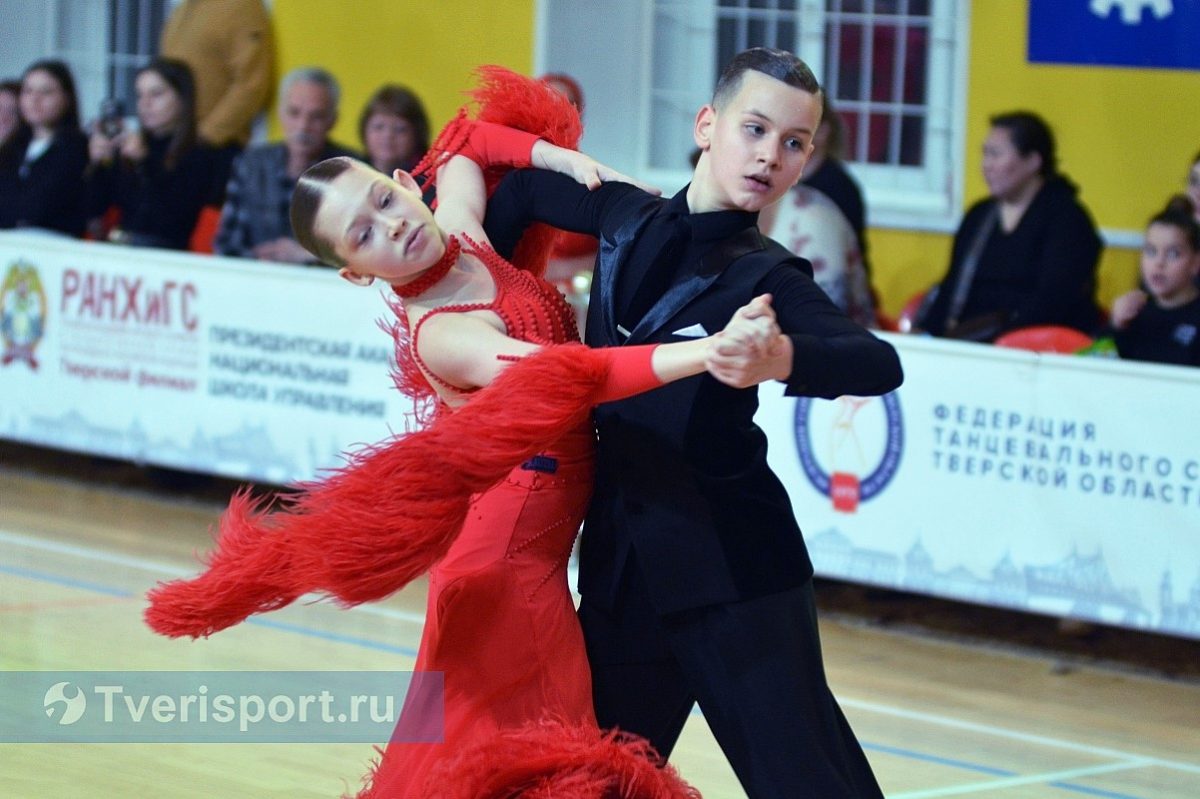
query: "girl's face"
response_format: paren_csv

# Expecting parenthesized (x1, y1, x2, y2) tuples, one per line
(363, 111, 417, 172)
(314, 161, 444, 286)
(1186, 160, 1200, 219)
(982, 126, 1042, 202)
(1141, 222, 1200, 308)
(19, 69, 69, 131)
(0, 89, 19, 142)
(136, 70, 182, 137)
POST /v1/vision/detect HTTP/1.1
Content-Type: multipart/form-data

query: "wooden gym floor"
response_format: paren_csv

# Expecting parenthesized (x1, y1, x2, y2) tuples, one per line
(1, 444, 1198, 798)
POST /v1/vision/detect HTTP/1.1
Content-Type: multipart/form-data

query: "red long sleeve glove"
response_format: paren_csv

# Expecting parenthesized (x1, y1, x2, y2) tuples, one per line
(459, 121, 539, 171)
(593, 344, 663, 403)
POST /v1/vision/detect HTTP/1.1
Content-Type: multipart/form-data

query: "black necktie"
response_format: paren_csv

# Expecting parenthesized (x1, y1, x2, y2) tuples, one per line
(620, 215, 690, 335)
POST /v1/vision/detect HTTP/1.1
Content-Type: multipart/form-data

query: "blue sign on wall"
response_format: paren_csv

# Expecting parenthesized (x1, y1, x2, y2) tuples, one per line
(1028, 0, 1200, 70)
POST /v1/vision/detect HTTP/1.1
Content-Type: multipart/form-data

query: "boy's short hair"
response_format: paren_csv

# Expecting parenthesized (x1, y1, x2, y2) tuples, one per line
(712, 48, 822, 109)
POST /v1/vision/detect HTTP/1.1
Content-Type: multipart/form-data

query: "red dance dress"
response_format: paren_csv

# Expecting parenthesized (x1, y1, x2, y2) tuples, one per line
(356, 245, 596, 798)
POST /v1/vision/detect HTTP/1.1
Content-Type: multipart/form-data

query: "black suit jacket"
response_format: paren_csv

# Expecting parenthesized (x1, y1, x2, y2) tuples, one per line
(486, 171, 903, 614)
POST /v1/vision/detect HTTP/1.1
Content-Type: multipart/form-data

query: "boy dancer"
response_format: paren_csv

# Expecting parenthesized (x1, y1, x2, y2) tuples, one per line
(485, 48, 901, 798)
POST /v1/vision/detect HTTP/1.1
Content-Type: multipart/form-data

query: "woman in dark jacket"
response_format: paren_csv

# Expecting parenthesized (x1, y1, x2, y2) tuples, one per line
(86, 58, 219, 249)
(920, 111, 1103, 340)
(0, 60, 89, 236)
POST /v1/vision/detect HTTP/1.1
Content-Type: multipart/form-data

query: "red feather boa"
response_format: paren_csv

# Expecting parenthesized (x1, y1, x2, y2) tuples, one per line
(144, 345, 608, 638)
(354, 719, 701, 799)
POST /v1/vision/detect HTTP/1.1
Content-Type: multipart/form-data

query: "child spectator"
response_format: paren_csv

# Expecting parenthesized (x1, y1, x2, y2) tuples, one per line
(1109, 207, 1200, 367)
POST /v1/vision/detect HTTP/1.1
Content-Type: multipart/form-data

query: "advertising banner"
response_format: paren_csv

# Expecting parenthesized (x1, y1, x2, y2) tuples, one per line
(1, 232, 413, 485)
(758, 335, 1200, 640)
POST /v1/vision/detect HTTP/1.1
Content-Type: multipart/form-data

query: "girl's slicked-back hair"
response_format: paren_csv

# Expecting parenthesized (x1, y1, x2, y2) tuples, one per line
(290, 156, 357, 267)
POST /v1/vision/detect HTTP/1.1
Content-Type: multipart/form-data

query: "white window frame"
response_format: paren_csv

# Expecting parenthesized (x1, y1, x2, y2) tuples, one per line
(536, 0, 969, 232)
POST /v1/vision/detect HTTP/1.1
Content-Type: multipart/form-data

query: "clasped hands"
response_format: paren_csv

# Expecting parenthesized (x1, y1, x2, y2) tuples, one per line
(706, 294, 791, 388)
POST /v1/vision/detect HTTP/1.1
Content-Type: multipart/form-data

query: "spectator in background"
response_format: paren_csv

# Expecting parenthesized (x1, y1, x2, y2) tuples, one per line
(214, 67, 358, 264)
(160, 0, 274, 197)
(792, 94, 870, 277)
(1108, 207, 1200, 366)
(358, 84, 429, 176)
(762, 184, 876, 327)
(160, 0, 273, 149)
(759, 95, 875, 326)
(0, 60, 88, 236)
(85, 58, 220, 250)
(918, 111, 1102, 341)
(0, 80, 25, 151)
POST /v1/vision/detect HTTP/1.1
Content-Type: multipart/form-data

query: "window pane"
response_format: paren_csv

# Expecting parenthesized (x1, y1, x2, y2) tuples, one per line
(716, 16, 741, 83)
(903, 25, 928, 105)
(748, 17, 767, 47)
(900, 114, 924, 166)
(842, 108, 862, 160)
(908, 0, 930, 16)
(867, 112, 891, 163)
(779, 18, 797, 50)
(836, 23, 865, 101)
(871, 24, 896, 103)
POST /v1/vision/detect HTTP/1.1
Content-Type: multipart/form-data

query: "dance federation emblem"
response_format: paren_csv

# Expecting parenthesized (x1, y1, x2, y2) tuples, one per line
(1, 260, 47, 370)
(793, 392, 903, 513)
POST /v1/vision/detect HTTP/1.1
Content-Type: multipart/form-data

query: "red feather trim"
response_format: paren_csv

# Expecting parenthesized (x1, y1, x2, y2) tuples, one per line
(413, 65, 583, 280)
(355, 720, 702, 799)
(144, 345, 609, 639)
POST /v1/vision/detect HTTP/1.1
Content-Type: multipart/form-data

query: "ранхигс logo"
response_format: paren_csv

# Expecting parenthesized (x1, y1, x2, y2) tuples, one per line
(1, 260, 46, 370)
(43, 681, 86, 725)
(794, 392, 904, 513)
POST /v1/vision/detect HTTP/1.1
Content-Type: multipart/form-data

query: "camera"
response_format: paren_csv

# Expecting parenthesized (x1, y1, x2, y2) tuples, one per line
(98, 98, 125, 138)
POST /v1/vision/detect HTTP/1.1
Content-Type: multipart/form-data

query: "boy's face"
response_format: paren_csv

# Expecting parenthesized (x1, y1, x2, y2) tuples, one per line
(314, 161, 444, 287)
(692, 70, 820, 213)
(1141, 222, 1200, 307)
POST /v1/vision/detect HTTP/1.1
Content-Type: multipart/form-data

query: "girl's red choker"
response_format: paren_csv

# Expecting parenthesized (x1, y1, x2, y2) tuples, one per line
(392, 236, 461, 298)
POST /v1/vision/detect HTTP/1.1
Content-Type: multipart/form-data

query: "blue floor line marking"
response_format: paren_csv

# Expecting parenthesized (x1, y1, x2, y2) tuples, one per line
(246, 617, 418, 657)
(0, 563, 134, 598)
(862, 741, 1015, 777)
(1048, 780, 1147, 799)
(2, 559, 1155, 799)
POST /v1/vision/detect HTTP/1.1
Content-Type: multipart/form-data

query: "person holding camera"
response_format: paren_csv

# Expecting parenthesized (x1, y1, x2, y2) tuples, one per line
(85, 58, 220, 250)
(0, 60, 89, 236)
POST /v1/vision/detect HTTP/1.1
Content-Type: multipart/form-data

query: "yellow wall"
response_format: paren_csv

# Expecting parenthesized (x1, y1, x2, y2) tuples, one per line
(269, 1, 1192, 316)
(873, 2, 1197, 316)
(269, 0, 535, 144)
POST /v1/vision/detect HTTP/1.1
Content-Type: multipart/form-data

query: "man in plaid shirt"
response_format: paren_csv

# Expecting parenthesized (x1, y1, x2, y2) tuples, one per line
(215, 66, 359, 264)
